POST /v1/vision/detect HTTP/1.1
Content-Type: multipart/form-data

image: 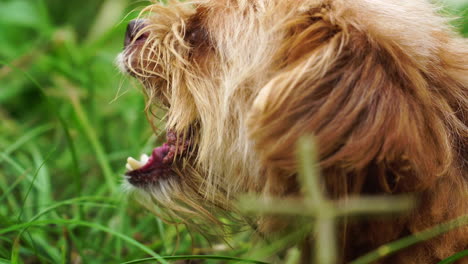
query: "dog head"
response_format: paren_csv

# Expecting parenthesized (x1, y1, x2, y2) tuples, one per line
(117, 0, 468, 233)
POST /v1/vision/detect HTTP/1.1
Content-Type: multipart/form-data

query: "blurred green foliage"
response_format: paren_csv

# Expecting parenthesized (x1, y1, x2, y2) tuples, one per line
(0, 0, 467, 263)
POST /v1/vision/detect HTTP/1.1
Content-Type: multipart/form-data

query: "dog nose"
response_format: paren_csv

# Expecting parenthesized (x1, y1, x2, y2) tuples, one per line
(124, 19, 148, 47)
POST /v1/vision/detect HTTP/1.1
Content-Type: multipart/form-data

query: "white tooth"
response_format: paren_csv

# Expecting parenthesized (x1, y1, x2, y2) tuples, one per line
(127, 157, 143, 170)
(126, 163, 133, 171)
(140, 154, 149, 163)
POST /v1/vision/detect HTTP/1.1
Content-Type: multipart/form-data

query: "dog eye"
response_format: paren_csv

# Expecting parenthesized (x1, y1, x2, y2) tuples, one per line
(186, 26, 207, 47)
(185, 8, 211, 50)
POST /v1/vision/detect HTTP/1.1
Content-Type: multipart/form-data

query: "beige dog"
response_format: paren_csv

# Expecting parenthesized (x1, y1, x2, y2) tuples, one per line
(117, 0, 468, 263)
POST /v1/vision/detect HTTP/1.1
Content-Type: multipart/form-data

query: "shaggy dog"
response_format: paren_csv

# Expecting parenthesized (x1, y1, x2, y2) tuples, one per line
(117, 0, 468, 263)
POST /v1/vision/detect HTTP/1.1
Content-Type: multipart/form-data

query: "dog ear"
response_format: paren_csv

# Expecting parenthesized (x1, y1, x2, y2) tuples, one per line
(247, 6, 468, 195)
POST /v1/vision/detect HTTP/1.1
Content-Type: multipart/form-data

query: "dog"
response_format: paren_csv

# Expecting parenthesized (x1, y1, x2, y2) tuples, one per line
(117, 0, 468, 263)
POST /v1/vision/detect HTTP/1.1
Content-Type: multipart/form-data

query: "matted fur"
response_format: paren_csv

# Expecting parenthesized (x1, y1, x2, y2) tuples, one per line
(118, 0, 468, 263)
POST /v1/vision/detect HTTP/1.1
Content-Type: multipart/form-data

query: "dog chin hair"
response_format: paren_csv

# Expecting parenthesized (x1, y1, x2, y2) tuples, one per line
(115, 52, 128, 74)
(121, 176, 179, 201)
(120, 177, 137, 194)
(121, 173, 231, 233)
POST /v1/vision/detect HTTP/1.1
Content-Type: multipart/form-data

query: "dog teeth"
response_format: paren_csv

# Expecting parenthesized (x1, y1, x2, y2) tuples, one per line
(140, 154, 149, 164)
(126, 163, 133, 171)
(126, 154, 151, 171)
(126, 157, 144, 171)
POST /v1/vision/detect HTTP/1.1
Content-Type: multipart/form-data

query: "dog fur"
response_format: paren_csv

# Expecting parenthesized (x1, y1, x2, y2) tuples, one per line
(118, 0, 468, 263)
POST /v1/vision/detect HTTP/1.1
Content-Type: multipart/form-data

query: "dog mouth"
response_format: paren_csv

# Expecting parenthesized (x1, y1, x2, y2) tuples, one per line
(125, 130, 190, 187)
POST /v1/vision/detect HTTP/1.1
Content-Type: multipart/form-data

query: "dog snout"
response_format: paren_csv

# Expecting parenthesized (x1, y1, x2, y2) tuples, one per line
(124, 19, 148, 47)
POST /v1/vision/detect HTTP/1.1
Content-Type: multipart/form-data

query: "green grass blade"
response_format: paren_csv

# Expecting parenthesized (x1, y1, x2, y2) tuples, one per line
(2, 124, 52, 157)
(10, 238, 20, 264)
(0, 175, 24, 203)
(28, 196, 115, 222)
(0, 60, 82, 198)
(0, 152, 28, 176)
(350, 215, 468, 264)
(17, 149, 55, 221)
(0, 219, 169, 264)
(0, 258, 11, 264)
(437, 250, 468, 264)
(56, 114, 82, 196)
(121, 255, 269, 264)
(315, 217, 336, 264)
(69, 95, 116, 193)
(296, 136, 323, 205)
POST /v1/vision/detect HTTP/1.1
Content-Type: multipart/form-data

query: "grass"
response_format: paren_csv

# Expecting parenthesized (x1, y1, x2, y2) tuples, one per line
(0, 0, 467, 263)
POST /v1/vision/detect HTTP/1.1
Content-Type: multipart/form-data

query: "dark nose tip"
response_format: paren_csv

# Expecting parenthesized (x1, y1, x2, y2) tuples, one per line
(124, 19, 148, 47)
